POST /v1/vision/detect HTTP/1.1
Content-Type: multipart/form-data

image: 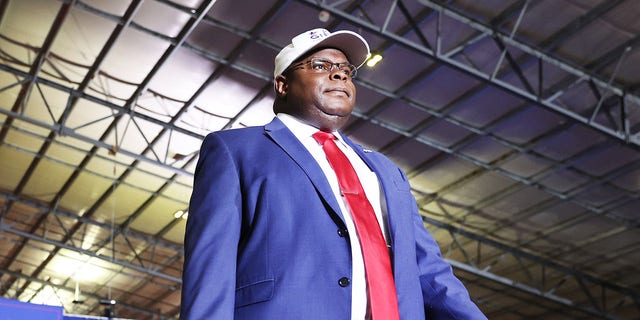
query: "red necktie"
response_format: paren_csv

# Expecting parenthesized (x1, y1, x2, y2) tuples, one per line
(313, 131, 400, 320)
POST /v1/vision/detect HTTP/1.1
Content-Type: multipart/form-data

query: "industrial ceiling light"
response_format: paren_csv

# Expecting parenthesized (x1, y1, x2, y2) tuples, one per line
(366, 53, 383, 68)
(173, 209, 189, 220)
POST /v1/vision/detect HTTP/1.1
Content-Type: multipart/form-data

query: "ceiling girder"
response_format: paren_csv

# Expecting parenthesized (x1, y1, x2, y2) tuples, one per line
(350, 104, 638, 227)
(0, 0, 75, 145)
(0, 63, 205, 141)
(0, 96, 194, 177)
(334, 11, 639, 231)
(0, 125, 191, 201)
(72, 1, 293, 313)
(537, 0, 625, 51)
(0, 0, 294, 313)
(342, 4, 441, 136)
(0, 223, 181, 283)
(298, 0, 640, 148)
(450, 258, 623, 320)
(4, 203, 635, 319)
(3, 184, 637, 318)
(5, 0, 636, 198)
(0, 191, 184, 285)
(0, 191, 185, 284)
(57, 0, 145, 133)
(278, 1, 638, 227)
(426, 216, 639, 318)
(4, 0, 220, 300)
(416, 0, 639, 114)
(448, 259, 622, 320)
(0, 0, 78, 298)
(36, 0, 640, 230)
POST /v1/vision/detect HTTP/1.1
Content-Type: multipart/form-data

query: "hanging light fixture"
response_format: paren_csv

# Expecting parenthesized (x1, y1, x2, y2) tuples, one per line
(173, 209, 189, 220)
(366, 53, 383, 68)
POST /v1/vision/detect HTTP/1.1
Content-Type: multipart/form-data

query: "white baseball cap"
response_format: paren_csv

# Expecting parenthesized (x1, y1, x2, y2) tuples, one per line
(273, 28, 370, 78)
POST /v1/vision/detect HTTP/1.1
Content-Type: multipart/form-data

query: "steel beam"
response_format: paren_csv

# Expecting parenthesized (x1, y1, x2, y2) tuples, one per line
(297, 0, 640, 148)
(0, 105, 194, 177)
(447, 258, 622, 320)
(425, 216, 639, 306)
(0, 224, 181, 283)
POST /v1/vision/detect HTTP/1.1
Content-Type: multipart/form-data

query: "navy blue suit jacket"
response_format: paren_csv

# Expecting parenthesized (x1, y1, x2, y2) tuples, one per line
(181, 117, 486, 319)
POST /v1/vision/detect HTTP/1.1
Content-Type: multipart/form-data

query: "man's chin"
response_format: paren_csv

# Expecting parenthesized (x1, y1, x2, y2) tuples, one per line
(319, 106, 353, 118)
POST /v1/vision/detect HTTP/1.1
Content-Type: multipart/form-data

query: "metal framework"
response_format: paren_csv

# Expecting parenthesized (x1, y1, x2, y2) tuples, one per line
(303, 0, 640, 148)
(0, 0, 638, 318)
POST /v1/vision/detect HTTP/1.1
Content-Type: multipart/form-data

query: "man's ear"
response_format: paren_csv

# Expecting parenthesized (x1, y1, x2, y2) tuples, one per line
(274, 74, 288, 97)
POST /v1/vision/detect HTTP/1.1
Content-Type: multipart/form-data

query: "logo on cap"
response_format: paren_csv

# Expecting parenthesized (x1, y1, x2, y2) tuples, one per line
(309, 29, 330, 40)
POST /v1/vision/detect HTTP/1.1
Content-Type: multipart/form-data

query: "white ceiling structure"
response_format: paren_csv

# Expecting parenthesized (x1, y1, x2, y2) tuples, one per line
(0, 0, 639, 319)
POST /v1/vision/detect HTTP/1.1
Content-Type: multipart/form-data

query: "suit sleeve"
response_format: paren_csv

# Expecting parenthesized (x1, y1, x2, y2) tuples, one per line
(408, 177, 487, 319)
(180, 133, 241, 319)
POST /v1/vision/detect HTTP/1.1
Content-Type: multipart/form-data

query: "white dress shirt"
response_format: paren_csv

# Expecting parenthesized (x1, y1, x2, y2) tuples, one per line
(277, 113, 390, 320)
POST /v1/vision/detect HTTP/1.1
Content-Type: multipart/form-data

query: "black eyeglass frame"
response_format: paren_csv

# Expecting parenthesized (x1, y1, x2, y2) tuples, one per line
(284, 57, 358, 79)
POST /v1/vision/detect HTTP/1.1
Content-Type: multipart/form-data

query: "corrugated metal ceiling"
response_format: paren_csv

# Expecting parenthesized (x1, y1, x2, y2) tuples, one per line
(0, 0, 638, 319)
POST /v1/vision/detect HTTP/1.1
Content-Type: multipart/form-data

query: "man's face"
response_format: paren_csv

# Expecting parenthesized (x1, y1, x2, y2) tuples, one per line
(275, 48, 356, 131)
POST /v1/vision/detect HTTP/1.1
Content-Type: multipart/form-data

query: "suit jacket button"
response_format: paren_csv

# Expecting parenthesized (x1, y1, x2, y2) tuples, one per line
(338, 277, 350, 287)
(337, 228, 348, 237)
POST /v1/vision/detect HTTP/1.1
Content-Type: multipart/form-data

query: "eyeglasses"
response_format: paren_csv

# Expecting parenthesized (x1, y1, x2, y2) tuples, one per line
(286, 57, 357, 79)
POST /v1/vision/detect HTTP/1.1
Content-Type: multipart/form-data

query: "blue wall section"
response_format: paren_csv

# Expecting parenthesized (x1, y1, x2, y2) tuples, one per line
(0, 298, 128, 320)
(0, 297, 63, 320)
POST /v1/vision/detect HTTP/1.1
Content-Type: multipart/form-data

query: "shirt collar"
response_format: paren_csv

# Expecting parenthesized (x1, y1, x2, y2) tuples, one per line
(276, 113, 345, 143)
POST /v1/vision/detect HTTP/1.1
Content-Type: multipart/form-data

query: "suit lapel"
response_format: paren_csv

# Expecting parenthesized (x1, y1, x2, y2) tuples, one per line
(343, 136, 376, 172)
(264, 118, 346, 224)
(343, 136, 399, 247)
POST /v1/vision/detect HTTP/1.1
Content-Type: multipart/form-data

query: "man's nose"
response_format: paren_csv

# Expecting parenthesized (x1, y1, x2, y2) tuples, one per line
(330, 69, 348, 81)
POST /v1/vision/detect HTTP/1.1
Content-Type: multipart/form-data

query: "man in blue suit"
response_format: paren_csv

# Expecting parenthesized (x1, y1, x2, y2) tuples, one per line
(181, 28, 487, 319)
